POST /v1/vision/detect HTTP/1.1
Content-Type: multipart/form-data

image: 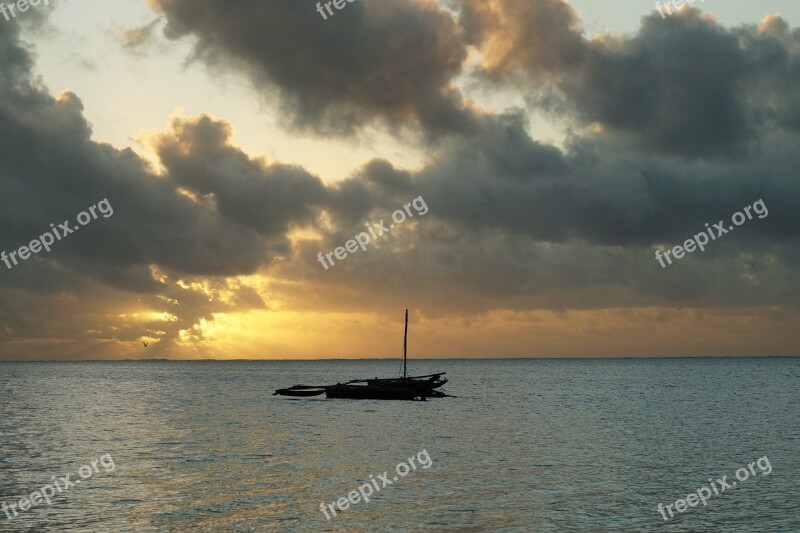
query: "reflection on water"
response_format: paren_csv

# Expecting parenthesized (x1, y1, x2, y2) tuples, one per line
(1, 359, 798, 531)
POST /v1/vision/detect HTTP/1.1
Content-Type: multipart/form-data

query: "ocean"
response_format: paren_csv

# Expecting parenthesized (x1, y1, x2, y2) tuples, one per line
(1, 358, 798, 532)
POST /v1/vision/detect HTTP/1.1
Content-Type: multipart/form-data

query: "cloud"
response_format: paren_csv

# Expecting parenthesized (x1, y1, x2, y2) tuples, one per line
(457, 0, 800, 159)
(148, 112, 328, 240)
(145, 0, 480, 137)
(119, 18, 163, 57)
(274, 107, 800, 319)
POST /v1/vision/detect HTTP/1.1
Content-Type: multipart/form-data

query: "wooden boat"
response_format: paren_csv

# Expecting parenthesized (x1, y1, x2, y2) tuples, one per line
(274, 310, 450, 401)
(276, 373, 448, 400)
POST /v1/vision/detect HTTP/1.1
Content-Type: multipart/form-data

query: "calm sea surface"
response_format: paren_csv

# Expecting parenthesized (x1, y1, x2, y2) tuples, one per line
(0, 359, 798, 532)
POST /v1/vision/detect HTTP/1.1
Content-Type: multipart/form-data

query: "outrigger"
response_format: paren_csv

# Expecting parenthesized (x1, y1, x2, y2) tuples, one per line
(274, 310, 450, 401)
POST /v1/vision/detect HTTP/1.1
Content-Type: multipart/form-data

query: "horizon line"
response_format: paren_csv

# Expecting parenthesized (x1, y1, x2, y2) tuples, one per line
(1, 355, 798, 362)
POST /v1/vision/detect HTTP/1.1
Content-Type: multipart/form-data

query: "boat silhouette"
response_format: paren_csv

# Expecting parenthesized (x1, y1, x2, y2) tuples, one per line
(274, 310, 449, 401)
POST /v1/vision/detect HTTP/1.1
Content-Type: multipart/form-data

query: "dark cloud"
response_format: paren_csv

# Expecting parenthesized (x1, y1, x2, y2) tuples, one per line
(457, 0, 800, 158)
(458, 0, 587, 76)
(147, 0, 479, 137)
(277, 107, 800, 317)
(743, 14, 800, 135)
(151, 113, 328, 242)
(0, 19, 35, 85)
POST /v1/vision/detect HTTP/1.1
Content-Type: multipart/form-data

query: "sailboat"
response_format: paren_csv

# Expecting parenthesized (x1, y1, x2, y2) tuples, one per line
(274, 310, 449, 401)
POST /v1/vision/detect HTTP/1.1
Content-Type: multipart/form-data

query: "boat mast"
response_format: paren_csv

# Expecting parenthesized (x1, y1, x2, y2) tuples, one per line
(403, 309, 408, 379)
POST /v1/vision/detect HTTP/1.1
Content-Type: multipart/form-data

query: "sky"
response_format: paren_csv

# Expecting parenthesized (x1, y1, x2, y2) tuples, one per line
(1, 0, 799, 360)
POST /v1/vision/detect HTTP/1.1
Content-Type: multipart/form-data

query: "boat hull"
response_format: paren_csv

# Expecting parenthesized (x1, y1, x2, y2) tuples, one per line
(324, 384, 420, 400)
(274, 373, 449, 400)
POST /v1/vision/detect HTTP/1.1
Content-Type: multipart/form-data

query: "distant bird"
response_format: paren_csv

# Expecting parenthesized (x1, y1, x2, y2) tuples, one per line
(676, 307, 682, 311)
(143, 342, 148, 347)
